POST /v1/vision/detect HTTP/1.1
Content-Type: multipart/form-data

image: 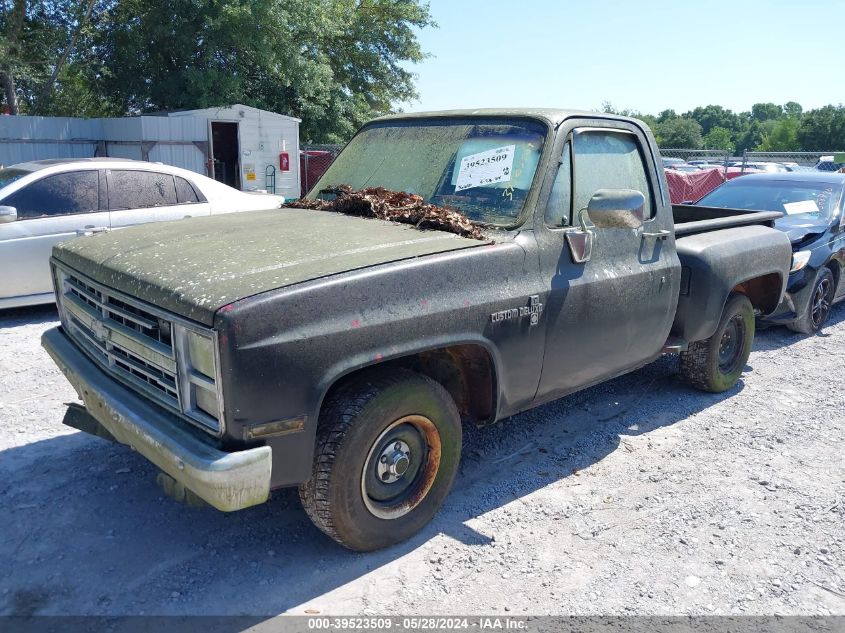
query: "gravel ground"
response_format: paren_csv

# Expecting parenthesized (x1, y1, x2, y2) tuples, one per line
(0, 304, 843, 617)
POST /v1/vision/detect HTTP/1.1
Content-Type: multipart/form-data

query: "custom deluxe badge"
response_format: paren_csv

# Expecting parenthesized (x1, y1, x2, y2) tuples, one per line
(490, 295, 543, 325)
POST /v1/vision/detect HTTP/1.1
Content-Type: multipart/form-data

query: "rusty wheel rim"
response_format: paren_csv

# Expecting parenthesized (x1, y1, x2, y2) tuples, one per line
(361, 415, 442, 520)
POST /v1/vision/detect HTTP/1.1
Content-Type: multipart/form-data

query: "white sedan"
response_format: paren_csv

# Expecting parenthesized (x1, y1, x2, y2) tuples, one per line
(0, 158, 285, 309)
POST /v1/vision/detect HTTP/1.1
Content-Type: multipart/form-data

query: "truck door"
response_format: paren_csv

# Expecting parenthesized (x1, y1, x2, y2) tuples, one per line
(534, 122, 680, 401)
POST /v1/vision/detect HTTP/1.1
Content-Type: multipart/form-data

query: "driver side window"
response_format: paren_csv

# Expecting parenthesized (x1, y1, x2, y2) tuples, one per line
(571, 130, 654, 219)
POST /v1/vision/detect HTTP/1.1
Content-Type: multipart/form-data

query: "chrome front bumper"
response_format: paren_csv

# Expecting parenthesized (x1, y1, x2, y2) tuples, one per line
(42, 327, 272, 512)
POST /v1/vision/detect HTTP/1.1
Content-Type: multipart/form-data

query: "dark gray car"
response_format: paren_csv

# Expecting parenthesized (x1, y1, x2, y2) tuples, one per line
(42, 109, 792, 550)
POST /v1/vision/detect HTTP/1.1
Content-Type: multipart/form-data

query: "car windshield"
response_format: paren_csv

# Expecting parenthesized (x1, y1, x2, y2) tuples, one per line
(308, 117, 548, 226)
(697, 179, 841, 222)
(0, 168, 33, 189)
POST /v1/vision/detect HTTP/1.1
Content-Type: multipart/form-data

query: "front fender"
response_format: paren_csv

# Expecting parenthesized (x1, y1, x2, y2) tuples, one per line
(214, 238, 545, 489)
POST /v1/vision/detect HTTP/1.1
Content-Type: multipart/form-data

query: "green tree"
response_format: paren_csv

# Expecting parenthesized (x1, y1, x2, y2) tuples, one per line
(735, 120, 765, 154)
(751, 102, 783, 122)
(757, 118, 800, 151)
(655, 117, 702, 148)
(94, 0, 433, 142)
(687, 105, 740, 137)
(0, 0, 107, 115)
(703, 126, 733, 152)
(797, 105, 845, 150)
(783, 101, 802, 119)
(657, 109, 677, 124)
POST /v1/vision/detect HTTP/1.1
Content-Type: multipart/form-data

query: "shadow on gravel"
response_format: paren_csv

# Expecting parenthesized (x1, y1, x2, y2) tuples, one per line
(753, 302, 845, 352)
(0, 304, 58, 330)
(0, 347, 752, 617)
(9, 301, 840, 617)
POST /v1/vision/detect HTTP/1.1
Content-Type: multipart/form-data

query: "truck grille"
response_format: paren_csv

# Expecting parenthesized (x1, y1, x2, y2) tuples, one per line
(55, 266, 222, 434)
(60, 271, 179, 409)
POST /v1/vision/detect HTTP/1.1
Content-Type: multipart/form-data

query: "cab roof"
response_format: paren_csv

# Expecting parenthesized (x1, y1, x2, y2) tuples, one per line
(371, 108, 642, 129)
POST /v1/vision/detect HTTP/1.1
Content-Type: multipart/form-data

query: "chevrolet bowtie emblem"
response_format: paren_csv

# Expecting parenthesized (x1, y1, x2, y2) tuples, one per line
(91, 320, 109, 342)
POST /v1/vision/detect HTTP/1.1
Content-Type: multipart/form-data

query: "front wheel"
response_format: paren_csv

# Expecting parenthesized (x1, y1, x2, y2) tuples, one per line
(788, 267, 835, 334)
(299, 369, 462, 551)
(680, 293, 754, 393)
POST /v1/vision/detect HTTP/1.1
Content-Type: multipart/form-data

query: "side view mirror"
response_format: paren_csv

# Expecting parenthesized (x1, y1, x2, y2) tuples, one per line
(0, 205, 17, 223)
(585, 189, 646, 229)
(565, 208, 594, 264)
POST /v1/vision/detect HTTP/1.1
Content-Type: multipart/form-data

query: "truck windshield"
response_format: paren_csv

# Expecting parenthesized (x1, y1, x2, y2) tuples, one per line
(308, 117, 548, 226)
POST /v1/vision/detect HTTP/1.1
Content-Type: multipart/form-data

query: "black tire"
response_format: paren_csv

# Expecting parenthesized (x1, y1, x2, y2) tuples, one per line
(680, 293, 754, 393)
(299, 369, 461, 551)
(787, 267, 835, 335)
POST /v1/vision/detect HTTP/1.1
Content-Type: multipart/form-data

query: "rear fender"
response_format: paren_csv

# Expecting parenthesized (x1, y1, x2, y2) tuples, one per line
(673, 225, 792, 342)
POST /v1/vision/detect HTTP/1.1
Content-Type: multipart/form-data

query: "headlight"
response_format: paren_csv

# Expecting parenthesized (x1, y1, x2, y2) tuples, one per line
(185, 329, 216, 378)
(175, 325, 223, 430)
(790, 250, 811, 273)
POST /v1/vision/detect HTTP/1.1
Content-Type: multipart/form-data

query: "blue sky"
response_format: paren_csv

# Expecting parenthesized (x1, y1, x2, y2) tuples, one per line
(401, 0, 843, 116)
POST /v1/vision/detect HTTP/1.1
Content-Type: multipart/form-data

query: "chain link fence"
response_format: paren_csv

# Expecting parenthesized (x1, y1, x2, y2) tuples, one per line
(300, 144, 344, 196)
(660, 148, 844, 173)
(659, 148, 731, 167)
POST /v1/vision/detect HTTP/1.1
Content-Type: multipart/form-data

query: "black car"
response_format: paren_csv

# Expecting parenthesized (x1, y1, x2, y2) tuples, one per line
(696, 172, 845, 333)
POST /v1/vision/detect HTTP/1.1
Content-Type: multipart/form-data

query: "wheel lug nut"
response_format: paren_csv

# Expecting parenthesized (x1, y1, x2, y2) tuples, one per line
(380, 455, 388, 463)
(381, 472, 390, 481)
(394, 442, 401, 450)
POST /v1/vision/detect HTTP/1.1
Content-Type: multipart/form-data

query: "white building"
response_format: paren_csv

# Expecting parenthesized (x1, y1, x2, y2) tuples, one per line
(0, 104, 301, 199)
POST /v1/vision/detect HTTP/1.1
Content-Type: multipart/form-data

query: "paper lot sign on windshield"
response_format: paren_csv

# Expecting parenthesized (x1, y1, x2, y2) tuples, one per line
(455, 145, 516, 192)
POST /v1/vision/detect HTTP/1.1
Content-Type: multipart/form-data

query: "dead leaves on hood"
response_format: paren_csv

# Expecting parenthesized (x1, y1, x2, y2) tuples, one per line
(285, 185, 486, 241)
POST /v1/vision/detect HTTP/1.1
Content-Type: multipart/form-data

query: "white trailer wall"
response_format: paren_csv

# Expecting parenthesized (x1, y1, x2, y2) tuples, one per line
(141, 116, 207, 174)
(168, 105, 301, 198)
(1, 104, 301, 197)
(0, 116, 100, 165)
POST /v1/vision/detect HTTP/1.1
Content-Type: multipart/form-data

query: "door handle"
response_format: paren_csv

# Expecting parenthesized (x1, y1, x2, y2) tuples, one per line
(77, 226, 109, 236)
(642, 229, 670, 241)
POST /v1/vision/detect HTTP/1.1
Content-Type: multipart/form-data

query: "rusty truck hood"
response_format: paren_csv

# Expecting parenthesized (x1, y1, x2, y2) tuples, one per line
(53, 207, 485, 325)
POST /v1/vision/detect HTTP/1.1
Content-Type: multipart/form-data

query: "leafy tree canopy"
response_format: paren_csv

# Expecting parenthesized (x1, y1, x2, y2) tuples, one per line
(1, 0, 434, 142)
(750, 102, 783, 122)
(598, 100, 844, 152)
(655, 117, 702, 149)
(758, 118, 800, 152)
(702, 126, 733, 152)
(686, 105, 740, 136)
(797, 105, 845, 151)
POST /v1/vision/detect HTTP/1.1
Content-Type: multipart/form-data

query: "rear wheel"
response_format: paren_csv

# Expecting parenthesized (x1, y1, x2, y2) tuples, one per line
(680, 293, 754, 393)
(299, 369, 461, 551)
(788, 267, 834, 334)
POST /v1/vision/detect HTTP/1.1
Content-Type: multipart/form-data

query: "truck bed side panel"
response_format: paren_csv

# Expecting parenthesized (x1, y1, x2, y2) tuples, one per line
(673, 204, 782, 237)
(673, 225, 792, 342)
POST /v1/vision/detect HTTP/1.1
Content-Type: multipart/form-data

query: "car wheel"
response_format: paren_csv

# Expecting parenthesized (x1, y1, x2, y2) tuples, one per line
(788, 267, 835, 335)
(680, 293, 755, 393)
(299, 369, 462, 551)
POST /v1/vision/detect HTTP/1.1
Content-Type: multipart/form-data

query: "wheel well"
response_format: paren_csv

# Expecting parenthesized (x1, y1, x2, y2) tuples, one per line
(731, 272, 782, 314)
(825, 261, 840, 292)
(324, 345, 497, 426)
